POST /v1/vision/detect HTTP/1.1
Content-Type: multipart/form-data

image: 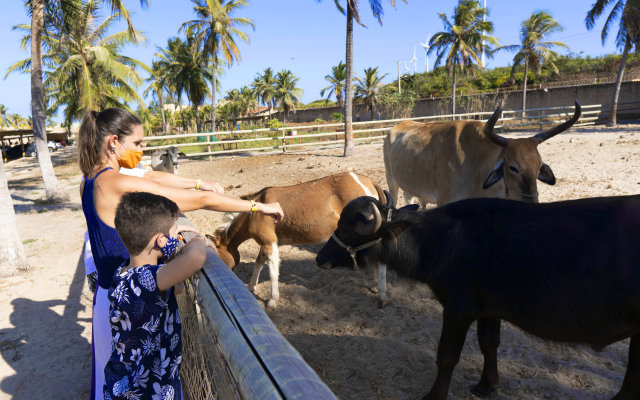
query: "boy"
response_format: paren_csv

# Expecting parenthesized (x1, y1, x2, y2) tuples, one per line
(104, 192, 207, 400)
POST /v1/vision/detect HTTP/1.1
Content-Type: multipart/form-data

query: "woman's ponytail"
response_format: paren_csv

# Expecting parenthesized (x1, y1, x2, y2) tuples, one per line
(78, 110, 101, 177)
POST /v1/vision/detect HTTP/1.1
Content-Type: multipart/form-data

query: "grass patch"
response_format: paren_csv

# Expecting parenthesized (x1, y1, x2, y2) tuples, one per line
(34, 198, 48, 205)
(22, 238, 37, 245)
(37, 208, 48, 213)
(71, 207, 79, 212)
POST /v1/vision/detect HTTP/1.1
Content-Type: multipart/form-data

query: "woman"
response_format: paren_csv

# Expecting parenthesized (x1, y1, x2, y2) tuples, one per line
(78, 108, 283, 400)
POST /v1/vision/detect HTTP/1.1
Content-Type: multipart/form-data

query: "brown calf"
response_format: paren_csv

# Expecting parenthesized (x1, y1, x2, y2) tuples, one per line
(209, 172, 386, 308)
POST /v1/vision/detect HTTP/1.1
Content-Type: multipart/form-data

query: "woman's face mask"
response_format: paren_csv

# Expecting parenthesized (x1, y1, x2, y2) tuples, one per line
(115, 140, 143, 169)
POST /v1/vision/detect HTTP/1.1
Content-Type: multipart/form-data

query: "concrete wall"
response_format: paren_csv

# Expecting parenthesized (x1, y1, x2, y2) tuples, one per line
(275, 81, 640, 123)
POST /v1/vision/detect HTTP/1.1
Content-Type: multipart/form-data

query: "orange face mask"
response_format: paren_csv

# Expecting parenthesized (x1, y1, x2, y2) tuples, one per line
(115, 141, 143, 169)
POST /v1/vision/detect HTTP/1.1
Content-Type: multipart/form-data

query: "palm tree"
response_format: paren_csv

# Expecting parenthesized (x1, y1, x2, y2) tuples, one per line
(320, 61, 347, 108)
(273, 70, 304, 124)
(144, 61, 170, 134)
(156, 35, 211, 133)
(318, 0, 406, 156)
(18, 0, 146, 203)
(354, 66, 388, 120)
(251, 67, 278, 112)
(0, 156, 28, 277)
(501, 11, 567, 116)
(181, 0, 254, 133)
(429, 0, 496, 116)
(586, 0, 640, 126)
(7, 1, 148, 128)
(0, 105, 9, 128)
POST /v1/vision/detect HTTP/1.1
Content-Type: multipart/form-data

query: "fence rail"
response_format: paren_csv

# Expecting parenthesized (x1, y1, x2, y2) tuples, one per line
(142, 101, 639, 158)
(178, 216, 337, 400)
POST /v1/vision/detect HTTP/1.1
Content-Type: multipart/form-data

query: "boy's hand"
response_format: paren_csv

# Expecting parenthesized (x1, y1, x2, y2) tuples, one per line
(177, 225, 200, 235)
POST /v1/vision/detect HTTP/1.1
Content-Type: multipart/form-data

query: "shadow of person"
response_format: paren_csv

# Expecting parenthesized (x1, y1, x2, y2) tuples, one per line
(0, 248, 91, 399)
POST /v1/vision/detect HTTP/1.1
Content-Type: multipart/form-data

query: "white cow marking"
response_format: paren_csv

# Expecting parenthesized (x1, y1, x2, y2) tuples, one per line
(349, 172, 375, 198)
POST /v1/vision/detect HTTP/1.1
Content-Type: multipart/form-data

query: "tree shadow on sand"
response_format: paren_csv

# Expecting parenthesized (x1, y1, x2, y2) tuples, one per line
(0, 249, 91, 399)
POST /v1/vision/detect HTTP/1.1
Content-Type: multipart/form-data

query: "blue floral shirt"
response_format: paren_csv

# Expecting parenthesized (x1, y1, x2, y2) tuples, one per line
(104, 264, 182, 400)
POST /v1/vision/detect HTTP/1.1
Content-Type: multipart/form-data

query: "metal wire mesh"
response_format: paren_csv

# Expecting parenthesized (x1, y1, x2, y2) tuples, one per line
(178, 275, 244, 400)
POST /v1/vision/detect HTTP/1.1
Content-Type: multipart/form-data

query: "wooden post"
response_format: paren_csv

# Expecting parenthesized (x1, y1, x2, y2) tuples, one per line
(19, 134, 25, 156)
(282, 128, 286, 154)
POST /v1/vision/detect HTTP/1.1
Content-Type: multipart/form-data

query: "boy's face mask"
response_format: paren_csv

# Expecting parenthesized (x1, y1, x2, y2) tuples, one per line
(158, 235, 180, 260)
(115, 140, 143, 169)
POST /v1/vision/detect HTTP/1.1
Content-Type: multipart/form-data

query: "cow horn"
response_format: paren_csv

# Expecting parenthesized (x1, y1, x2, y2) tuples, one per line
(383, 190, 395, 209)
(534, 100, 581, 143)
(483, 102, 508, 147)
(354, 201, 382, 236)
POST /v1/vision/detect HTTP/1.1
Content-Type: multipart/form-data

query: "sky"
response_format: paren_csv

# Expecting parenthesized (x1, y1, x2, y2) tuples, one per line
(0, 0, 622, 123)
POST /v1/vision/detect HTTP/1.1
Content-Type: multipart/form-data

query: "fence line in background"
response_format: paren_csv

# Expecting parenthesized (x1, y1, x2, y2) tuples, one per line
(142, 101, 639, 157)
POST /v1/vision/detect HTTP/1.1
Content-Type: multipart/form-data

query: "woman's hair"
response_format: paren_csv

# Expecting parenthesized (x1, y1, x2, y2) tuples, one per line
(77, 108, 142, 176)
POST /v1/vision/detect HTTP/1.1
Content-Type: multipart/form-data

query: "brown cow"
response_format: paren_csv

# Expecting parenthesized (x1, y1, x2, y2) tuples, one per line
(209, 172, 387, 308)
(384, 101, 581, 207)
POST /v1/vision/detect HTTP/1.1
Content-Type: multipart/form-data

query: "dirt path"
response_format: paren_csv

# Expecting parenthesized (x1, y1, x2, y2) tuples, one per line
(1, 124, 639, 399)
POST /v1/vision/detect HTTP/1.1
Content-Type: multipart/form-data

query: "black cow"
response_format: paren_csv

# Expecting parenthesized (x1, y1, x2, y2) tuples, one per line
(316, 194, 640, 400)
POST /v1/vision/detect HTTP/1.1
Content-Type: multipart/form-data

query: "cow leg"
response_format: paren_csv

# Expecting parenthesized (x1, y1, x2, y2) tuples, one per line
(376, 263, 388, 308)
(471, 317, 501, 397)
(386, 173, 400, 206)
(265, 242, 280, 309)
(248, 247, 268, 293)
(423, 311, 473, 400)
(613, 334, 640, 400)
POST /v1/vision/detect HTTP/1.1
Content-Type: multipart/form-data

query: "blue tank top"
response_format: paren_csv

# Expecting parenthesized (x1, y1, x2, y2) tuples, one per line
(82, 167, 130, 290)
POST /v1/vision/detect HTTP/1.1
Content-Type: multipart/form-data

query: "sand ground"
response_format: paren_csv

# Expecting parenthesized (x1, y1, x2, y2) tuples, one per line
(1, 123, 639, 399)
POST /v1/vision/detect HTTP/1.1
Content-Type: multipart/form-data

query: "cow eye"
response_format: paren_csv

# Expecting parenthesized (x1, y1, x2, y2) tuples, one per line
(509, 165, 520, 174)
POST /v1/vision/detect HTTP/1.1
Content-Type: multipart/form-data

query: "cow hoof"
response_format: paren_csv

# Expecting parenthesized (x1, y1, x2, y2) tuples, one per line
(266, 299, 278, 309)
(470, 383, 495, 398)
(378, 299, 388, 309)
(368, 285, 378, 294)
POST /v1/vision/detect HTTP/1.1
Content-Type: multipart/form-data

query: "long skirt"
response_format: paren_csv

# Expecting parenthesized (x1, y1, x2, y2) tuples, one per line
(90, 286, 110, 400)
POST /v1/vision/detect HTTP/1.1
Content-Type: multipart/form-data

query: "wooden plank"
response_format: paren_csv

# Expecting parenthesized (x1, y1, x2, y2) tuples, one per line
(179, 216, 337, 400)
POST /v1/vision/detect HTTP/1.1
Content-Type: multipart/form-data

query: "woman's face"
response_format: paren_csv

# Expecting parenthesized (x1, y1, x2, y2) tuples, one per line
(119, 124, 144, 151)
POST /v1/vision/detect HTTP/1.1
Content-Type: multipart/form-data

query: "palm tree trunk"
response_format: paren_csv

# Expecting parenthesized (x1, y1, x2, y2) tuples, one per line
(522, 60, 528, 118)
(30, 0, 69, 203)
(0, 156, 28, 277)
(609, 36, 631, 127)
(159, 90, 167, 135)
(179, 103, 186, 133)
(343, 3, 355, 157)
(194, 104, 201, 132)
(211, 58, 217, 132)
(451, 64, 457, 118)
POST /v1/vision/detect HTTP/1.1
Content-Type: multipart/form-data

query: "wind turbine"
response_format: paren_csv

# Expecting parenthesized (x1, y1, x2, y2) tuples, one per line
(404, 61, 410, 76)
(419, 34, 431, 73)
(411, 47, 418, 74)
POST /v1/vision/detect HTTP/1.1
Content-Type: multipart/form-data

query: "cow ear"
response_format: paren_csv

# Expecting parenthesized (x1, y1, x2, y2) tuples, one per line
(483, 160, 504, 189)
(178, 152, 187, 158)
(205, 234, 218, 245)
(538, 163, 556, 185)
(381, 220, 411, 241)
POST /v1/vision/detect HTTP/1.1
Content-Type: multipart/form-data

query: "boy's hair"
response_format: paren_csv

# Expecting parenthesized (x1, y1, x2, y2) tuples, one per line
(115, 192, 180, 255)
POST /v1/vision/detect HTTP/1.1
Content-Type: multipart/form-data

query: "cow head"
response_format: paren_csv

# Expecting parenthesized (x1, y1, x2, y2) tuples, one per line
(153, 146, 185, 174)
(482, 100, 581, 202)
(316, 196, 410, 270)
(206, 229, 240, 269)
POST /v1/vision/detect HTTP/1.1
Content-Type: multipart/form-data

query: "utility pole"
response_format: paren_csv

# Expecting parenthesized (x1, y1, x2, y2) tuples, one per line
(396, 60, 402, 94)
(481, 0, 487, 67)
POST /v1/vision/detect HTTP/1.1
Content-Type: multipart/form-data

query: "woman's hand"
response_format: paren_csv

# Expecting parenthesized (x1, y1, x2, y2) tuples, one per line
(198, 180, 224, 193)
(257, 202, 284, 223)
